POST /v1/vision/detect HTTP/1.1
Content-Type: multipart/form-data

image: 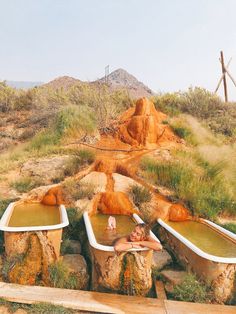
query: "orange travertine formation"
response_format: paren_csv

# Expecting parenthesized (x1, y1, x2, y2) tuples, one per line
(118, 98, 178, 148)
(41, 186, 64, 206)
(168, 203, 190, 222)
(97, 191, 138, 216)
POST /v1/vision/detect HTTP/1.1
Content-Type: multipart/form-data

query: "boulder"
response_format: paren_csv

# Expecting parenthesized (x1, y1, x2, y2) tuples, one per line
(160, 270, 187, 293)
(161, 270, 187, 285)
(152, 249, 172, 271)
(20, 156, 70, 184)
(79, 171, 107, 193)
(112, 173, 141, 193)
(62, 254, 89, 290)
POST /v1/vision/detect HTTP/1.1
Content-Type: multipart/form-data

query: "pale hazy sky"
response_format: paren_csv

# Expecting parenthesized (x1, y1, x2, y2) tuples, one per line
(1, 0, 236, 100)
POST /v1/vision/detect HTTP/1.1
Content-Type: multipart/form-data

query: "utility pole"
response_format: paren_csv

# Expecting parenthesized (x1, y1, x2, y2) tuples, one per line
(220, 51, 228, 102)
(105, 65, 109, 84)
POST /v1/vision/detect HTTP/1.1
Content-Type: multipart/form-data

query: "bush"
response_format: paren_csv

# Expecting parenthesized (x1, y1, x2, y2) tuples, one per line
(55, 105, 96, 138)
(129, 185, 151, 207)
(63, 178, 94, 202)
(48, 260, 84, 290)
(170, 120, 197, 145)
(10, 176, 42, 193)
(63, 150, 95, 177)
(152, 93, 182, 117)
(219, 223, 236, 234)
(141, 155, 236, 219)
(62, 207, 85, 241)
(153, 88, 236, 137)
(0, 298, 75, 314)
(29, 129, 59, 151)
(171, 273, 211, 303)
(29, 302, 74, 314)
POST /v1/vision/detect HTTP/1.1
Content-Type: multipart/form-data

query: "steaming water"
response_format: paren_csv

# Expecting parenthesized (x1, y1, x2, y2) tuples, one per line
(8, 203, 60, 227)
(90, 214, 136, 246)
(166, 220, 236, 258)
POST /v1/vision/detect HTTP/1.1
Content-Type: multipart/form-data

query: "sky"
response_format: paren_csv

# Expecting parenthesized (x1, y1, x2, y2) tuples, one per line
(1, 0, 236, 100)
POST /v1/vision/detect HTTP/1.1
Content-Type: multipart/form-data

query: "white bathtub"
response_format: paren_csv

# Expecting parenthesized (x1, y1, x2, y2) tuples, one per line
(84, 211, 160, 252)
(158, 218, 236, 263)
(157, 218, 236, 303)
(83, 212, 160, 294)
(0, 202, 69, 232)
(0, 201, 69, 259)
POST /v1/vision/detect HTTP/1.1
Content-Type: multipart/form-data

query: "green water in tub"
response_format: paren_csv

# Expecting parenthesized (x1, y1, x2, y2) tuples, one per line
(8, 203, 60, 227)
(166, 220, 236, 258)
(90, 214, 136, 246)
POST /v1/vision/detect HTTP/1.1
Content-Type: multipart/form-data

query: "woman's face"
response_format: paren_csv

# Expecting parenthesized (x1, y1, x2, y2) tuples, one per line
(129, 226, 144, 242)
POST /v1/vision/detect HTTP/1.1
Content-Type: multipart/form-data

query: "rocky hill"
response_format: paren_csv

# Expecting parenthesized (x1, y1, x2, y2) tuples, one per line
(42, 76, 82, 90)
(4, 69, 155, 100)
(96, 68, 154, 99)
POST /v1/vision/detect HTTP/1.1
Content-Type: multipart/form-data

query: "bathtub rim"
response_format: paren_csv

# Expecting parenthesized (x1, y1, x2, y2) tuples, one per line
(0, 202, 69, 232)
(157, 218, 236, 263)
(84, 211, 160, 252)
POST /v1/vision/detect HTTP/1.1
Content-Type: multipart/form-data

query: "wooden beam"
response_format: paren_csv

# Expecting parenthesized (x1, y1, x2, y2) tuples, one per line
(155, 280, 167, 301)
(164, 300, 236, 314)
(220, 51, 228, 102)
(0, 282, 166, 314)
(215, 58, 232, 93)
(225, 68, 236, 88)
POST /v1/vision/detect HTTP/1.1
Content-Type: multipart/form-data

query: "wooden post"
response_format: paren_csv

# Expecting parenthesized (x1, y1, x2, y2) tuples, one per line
(220, 51, 228, 102)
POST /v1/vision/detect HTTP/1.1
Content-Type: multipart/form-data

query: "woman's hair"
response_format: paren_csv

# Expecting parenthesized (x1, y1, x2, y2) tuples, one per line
(136, 223, 150, 239)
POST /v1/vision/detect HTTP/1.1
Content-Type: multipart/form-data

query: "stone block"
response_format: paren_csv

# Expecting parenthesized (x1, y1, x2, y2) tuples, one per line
(152, 249, 172, 271)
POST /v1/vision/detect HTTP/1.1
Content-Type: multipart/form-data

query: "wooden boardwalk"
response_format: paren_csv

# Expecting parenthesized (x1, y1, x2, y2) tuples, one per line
(0, 282, 235, 314)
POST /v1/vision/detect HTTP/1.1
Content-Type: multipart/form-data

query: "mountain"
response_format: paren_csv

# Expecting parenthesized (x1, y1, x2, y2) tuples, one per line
(96, 68, 154, 99)
(42, 76, 82, 90)
(6, 81, 44, 89)
(14, 69, 154, 99)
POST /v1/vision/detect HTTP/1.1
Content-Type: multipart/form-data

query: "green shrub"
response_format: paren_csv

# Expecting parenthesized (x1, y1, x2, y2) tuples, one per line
(63, 150, 95, 177)
(152, 93, 182, 117)
(63, 178, 94, 202)
(10, 176, 42, 193)
(0, 298, 75, 314)
(48, 260, 85, 290)
(141, 155, 236, 219)
(219, 223, 236, 234)
(171, 273, 211, 303)
(29, 129, 59, 151)
(62, 207, 84, 241)
(55, 105, 96, 139)
(173, 126, 191, 138)
(75, 149, 95, 164)
(129, 185, 151, 207)
(153, 88, 236, 137)
(48, 260, 69, 288)
(29, 302, 74, 314)
(60, 238, 74, 255)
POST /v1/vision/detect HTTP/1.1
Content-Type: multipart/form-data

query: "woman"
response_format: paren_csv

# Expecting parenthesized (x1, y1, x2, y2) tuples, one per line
(114, 223, 162, 252)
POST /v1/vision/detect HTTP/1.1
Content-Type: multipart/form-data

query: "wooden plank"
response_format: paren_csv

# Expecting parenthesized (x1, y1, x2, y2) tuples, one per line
(165, 300, 236, 314)
(155, 281, 167, 300)
(0, 282, 166, 314)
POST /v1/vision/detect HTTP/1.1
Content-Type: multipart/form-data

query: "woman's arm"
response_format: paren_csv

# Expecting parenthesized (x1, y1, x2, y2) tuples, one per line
(114, 237, 142, 252)
(136, 236, 163, 251)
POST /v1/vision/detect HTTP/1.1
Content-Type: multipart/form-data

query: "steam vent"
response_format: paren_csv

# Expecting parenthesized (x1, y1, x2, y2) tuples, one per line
(118, 97, 177, 148)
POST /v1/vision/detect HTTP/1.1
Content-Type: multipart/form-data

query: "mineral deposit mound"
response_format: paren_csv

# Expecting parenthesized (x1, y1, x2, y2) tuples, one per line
(118, 97, 179, 148)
